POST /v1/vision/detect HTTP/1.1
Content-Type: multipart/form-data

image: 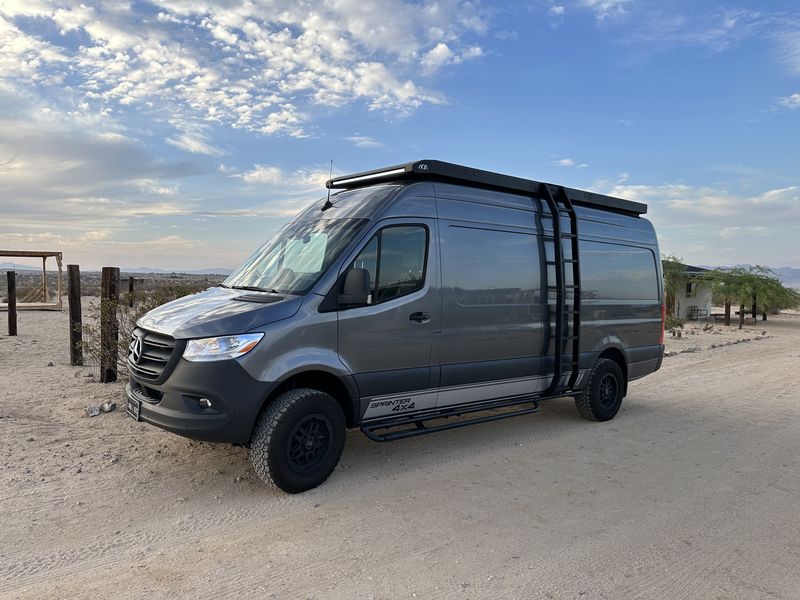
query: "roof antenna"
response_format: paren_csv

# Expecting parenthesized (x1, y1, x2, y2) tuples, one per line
(322, 159, 334, 211)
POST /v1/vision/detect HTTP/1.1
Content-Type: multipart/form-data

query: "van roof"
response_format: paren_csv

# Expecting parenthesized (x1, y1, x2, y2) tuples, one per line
(326, 159, 647, 216)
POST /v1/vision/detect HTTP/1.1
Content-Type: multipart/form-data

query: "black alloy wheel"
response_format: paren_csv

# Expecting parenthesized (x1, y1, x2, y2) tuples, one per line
(574, 358, 625, 422)
(286, 414, 333, 473)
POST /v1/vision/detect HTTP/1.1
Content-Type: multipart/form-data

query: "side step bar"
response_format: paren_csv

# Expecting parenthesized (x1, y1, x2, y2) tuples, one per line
(361, 391, 577, 442)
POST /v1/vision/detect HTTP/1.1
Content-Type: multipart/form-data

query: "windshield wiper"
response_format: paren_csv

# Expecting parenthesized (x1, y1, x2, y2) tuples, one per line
(230, 285, 282, 294)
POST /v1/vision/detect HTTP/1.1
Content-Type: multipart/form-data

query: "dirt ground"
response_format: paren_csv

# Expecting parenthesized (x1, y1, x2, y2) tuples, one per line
(1, 303, 799, 599)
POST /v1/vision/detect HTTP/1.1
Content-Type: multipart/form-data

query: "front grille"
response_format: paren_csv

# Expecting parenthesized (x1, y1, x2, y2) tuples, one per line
(127, 327, 176, 381)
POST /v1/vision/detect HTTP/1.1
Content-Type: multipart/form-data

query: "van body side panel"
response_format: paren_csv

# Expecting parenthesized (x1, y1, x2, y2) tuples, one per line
(573, 211, 663, 380)
(434, 185, 545, 408)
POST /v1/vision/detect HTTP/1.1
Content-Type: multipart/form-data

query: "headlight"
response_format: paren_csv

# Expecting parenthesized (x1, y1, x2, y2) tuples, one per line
(182, 333, 264, 362)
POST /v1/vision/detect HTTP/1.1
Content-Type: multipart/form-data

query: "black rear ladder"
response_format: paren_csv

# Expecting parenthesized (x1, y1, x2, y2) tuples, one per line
(540, 184, 582, 395)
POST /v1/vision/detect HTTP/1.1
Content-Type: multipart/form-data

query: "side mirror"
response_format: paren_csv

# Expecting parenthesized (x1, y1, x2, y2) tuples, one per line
(339, 268, 371, 307)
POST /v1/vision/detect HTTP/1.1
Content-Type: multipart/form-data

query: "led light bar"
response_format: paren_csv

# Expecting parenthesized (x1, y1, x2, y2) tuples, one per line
(327, 167, 407, 189)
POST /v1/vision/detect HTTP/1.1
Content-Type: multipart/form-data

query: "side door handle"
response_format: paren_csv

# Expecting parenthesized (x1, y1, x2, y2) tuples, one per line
(409, 312, 431, 324)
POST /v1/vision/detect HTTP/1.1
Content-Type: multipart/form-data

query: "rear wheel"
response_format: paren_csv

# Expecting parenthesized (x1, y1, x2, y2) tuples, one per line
(250, 388, 346, 493)
(575, 358, 625, 422)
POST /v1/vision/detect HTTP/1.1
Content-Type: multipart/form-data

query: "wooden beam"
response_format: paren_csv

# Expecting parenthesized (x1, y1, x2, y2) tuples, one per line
(100, 267, 120, 383)
(56, 253, 63, 311)
(0, 250, 63, 258)
(41, 256, 48, 303)
(7, 271, 16, 336)
(68, 265, 83, 366)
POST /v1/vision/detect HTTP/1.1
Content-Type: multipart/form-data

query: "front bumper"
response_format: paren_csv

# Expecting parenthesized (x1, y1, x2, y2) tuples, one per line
(126, 357, 274, 444)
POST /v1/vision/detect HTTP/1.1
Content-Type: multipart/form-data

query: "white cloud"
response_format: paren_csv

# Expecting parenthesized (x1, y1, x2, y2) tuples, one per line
(421, 42, 455, 71)
(420, 42, 483, 72)
(238, 165, 330, 189)
(777, 93, 800, 109)
(555, 158, 590, 168)
(718, 226, 767, 239)
(0, 0, 489, 143)
(605, 182, 800, 232)
(240, 165, 285, 185)
(581, 0, 629, 21)
(549, 6, 565, 16)
(595, 181, 800, 265)
(166, 133, 224, 156)
(775, 29, 800, 74)
(346, 135, 384, 149)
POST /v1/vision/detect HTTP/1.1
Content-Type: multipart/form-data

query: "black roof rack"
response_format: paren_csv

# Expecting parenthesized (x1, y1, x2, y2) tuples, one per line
(326, 159, 647, 216)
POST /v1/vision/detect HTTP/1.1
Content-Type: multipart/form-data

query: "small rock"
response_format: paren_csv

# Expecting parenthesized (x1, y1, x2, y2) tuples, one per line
(46, 361, 54, 367)
(100, 401, 117, 413)
(27, 437, 34, 442)
(84, 405, 101, 417)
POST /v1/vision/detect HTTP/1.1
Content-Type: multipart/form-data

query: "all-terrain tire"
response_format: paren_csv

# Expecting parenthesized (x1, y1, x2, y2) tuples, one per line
(250, 388, 346, 493)
(574, 358, 625, 422)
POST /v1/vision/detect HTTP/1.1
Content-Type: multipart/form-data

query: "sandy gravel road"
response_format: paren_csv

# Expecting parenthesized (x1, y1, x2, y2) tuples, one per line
(1, 305, 799, 599)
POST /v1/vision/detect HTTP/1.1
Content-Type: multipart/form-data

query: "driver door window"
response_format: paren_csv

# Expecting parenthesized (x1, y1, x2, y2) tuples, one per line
(349, 226, 427, 305)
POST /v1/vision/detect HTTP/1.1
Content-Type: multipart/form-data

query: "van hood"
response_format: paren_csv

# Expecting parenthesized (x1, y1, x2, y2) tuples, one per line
(137, 286, 303, 339)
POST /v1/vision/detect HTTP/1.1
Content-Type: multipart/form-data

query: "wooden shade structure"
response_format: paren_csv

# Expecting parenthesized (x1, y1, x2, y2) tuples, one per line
(0, 250, 63, 311)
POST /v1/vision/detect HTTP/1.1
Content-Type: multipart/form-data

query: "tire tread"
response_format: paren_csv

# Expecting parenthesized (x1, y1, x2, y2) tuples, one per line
(250, 388, 343, 492)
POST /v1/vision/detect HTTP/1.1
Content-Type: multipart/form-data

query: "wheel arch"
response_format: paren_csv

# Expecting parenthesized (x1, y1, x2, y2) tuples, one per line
(254, 369, 359, 439)
(597, 346, 628, 394)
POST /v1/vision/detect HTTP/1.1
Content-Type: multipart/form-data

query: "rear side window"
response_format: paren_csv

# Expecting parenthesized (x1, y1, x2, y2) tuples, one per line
(350, 225, 427, 304)
(443, 226, 539, 306)
(581, 243, 659, 301)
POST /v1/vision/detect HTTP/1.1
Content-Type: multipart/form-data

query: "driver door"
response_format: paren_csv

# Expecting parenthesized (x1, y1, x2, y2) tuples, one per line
(337, 218, 439, 421)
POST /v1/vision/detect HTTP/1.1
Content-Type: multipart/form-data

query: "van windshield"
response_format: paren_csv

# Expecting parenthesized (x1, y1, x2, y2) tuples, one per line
(223, 218, 367, 295)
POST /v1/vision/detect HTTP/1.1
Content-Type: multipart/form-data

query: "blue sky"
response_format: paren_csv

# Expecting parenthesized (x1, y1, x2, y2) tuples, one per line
(1, 0, 799, 270)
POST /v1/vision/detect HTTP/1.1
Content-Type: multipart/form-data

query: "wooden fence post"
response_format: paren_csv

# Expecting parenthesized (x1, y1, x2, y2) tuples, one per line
(128, 276, 135, 307)
(7, 271, 16, 336)
(100, 267, 120, 383)
(68, 265, 83, 366)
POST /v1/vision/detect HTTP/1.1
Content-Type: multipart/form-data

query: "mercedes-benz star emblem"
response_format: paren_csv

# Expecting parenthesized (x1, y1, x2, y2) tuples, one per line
(131, 335, 143, 364)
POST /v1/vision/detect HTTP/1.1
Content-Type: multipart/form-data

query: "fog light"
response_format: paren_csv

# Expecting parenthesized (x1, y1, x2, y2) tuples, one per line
(198, 398, 212, 409)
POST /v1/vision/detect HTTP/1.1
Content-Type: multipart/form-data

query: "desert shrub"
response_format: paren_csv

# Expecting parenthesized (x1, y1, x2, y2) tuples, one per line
(665, 314, 684, 330)
(80, 283, 212, 378)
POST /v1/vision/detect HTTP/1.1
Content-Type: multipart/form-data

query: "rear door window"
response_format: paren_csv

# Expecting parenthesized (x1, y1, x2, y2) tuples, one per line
(580, 243, 659, 301)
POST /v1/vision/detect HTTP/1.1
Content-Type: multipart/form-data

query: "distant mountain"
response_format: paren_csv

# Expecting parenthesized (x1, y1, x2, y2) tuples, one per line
(773, 267, 800, 289)
(83, 267, 234, 275)
(0, 262, 40, 271)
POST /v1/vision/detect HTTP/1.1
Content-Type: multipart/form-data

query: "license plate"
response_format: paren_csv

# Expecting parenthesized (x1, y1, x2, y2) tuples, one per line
(126, 397, 141, 421)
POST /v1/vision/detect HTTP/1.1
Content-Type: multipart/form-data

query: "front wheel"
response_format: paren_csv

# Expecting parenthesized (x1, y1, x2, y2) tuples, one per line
(250, 388, 346, 493)
(574, 358, 625, 422)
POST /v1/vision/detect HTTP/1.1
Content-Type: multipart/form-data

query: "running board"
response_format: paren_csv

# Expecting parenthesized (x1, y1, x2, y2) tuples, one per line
(361, 392, 577, 442)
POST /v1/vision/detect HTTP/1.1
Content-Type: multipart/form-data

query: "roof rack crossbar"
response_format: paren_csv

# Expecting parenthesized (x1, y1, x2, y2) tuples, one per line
(326, 159, 646, 216)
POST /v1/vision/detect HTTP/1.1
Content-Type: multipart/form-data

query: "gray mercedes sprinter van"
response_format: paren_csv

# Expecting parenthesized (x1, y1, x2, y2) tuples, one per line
(125, 160, 665, 493)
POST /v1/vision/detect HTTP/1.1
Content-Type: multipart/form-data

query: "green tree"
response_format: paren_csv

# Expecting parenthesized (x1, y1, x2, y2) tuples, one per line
(701, 266, 800, 328)
(661, 255, 686, 318)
